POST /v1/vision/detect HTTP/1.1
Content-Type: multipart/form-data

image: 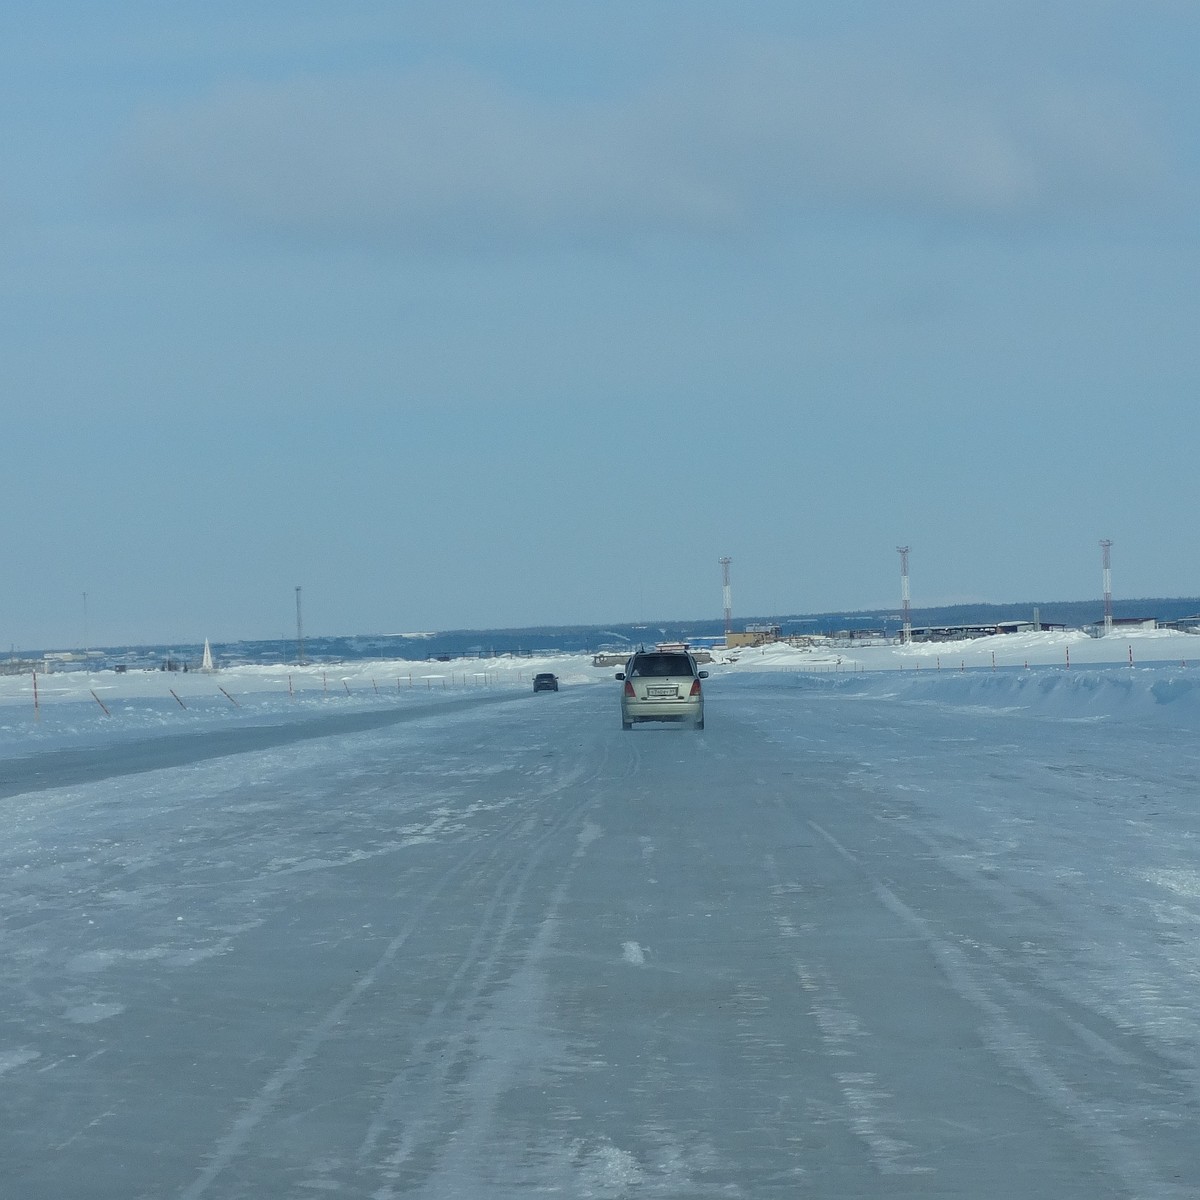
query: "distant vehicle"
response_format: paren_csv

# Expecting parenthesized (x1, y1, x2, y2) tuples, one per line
(532, 673, 559, 692)
(616, 650, 707, 730)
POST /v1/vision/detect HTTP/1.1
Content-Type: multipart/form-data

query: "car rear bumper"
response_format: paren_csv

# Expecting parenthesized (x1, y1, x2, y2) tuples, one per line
(622, 698, 703, 722)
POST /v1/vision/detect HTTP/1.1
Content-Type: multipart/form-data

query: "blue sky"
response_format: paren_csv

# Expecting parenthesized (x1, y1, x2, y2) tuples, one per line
(3, 2, 1198, 647)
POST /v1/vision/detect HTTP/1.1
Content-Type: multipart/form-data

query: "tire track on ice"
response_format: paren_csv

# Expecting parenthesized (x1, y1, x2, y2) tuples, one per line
(763, 850, 931, 1177)
(808, 818, 1189, 1200)
(362, 736, 632, 1193)
(178, 733, 610, 1200)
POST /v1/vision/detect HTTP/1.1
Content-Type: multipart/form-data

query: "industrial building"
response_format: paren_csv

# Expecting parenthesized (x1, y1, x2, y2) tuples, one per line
(905, 620, 1066, 643)
(725, 624, 782, 648)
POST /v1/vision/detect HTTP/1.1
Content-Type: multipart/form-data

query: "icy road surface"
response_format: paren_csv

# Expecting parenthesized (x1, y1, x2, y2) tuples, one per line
(3, 670, 1199, 1198)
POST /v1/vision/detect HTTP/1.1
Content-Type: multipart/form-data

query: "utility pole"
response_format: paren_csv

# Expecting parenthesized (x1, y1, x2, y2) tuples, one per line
(719, 557, 733, 639)
(1100, 539, 1113, 635)
(295, 586, 307, 665)
(897, 546, 912, 645)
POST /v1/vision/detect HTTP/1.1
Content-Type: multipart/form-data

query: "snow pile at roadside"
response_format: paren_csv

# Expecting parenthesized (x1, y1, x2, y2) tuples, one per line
(714, 626, 1200, 672)
(0, 648, 621, 756)
(720, 660, 1200, 725)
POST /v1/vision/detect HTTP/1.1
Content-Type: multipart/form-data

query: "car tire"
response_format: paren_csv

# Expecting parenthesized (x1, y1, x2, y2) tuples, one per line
(694, 717, 705, 730)
(622, 718, 633, 730)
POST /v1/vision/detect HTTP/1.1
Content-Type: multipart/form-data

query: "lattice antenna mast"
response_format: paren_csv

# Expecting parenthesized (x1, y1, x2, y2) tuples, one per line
(719, 557, 733, 638)
(1100, 539, 1113, 635)
(897, 546, 911, 644)
(295, 585, 307, 665)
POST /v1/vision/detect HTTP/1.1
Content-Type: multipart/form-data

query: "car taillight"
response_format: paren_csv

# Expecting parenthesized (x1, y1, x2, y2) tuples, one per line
(624, 681, 636, 697)
(689, 679, 702, 696)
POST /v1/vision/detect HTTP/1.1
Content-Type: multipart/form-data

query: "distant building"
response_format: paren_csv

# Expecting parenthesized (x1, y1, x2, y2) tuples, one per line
(905, 620, 1065, 643)
(1087, 616, 1157, 637)
(592, 653, 629, 668)
(1164, 616, 1200, 633)
(0, 658, 40, 676)
(831, 629, 886, 643)
(726, 625, 781, 648)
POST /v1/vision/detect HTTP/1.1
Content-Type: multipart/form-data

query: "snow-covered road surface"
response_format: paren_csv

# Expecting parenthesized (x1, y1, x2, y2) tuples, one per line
(3, 667, 1199, 1197)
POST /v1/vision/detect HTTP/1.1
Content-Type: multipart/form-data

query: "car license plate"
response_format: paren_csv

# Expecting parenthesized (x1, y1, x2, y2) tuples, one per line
(648, 686, 676, 698)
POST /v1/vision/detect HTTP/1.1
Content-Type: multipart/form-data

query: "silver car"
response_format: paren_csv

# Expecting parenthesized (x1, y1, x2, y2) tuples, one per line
(616, 650, 707, 730)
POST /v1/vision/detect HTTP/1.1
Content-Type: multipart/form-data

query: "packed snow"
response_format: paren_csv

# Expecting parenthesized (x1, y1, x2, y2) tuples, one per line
(2, 628, 1199, 1196)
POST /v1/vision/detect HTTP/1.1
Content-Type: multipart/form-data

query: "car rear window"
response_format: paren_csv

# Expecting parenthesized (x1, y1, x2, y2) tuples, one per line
(629, 654, 694, 678)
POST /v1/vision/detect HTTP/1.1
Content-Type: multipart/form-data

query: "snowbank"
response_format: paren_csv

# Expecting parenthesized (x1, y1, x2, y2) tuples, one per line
(0, 651, 605, 756)
(738, 664, 1200, 723)
(715, 626, 1200, 673)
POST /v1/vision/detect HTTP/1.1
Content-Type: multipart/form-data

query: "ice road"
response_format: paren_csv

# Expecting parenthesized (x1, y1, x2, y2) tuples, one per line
(3, 668, 1199, 1198)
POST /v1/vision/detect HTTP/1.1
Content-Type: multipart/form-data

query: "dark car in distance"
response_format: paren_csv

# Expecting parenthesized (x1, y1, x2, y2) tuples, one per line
(532, 673, 559, 692)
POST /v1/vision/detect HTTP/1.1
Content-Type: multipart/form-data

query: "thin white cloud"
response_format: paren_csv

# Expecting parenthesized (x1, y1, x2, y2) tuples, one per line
(119, 42, 1168, 250)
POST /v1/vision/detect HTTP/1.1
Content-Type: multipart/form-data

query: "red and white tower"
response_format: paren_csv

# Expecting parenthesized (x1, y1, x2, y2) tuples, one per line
(1100, 539, 1113, 635)
(719, 557, 733, 639)
(897, 546, 911, 644)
